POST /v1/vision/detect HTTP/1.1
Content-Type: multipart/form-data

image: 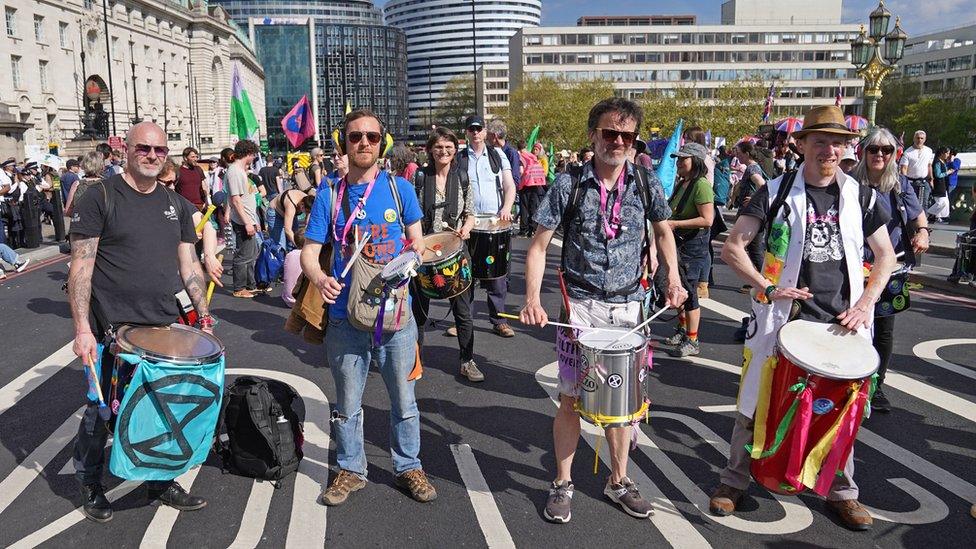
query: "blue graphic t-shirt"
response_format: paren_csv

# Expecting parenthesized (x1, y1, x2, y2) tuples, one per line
(305, 171, 423, 318)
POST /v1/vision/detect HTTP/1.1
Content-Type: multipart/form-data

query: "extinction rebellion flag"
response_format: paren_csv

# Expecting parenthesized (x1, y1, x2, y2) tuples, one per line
(281, 95, 317, 148)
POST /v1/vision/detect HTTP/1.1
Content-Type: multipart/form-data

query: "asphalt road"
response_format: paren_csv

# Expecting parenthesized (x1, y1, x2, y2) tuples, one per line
(0, 237, 974, 548)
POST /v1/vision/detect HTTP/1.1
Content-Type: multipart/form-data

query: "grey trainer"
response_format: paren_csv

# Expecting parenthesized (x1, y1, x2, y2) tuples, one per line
(663, 329, 686, 346)
(460, 360, 485, 382)
(544, 480, 574, 523)
(604, 477, 654, 519)
(667, 338, 700, 357)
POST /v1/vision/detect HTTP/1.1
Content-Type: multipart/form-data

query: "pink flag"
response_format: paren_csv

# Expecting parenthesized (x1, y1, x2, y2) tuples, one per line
(281, 95, 316, 148)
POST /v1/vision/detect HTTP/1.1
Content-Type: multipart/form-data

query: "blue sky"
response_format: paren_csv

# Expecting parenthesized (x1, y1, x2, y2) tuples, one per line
(375, 1, 974, 36)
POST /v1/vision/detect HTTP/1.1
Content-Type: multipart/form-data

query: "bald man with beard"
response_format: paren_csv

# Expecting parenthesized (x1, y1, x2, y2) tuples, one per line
(68, 122, 214, 523)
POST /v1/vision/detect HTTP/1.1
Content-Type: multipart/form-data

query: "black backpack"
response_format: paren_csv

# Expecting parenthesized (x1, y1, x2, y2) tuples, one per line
(216, 376, 305, 484)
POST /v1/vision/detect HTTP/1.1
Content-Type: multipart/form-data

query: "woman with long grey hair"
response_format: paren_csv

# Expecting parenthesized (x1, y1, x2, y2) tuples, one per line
(851, 126, 930, 413)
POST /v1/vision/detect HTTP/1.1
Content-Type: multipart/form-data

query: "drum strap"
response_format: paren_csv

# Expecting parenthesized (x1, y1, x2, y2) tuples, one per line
(890, 188, 916, 266)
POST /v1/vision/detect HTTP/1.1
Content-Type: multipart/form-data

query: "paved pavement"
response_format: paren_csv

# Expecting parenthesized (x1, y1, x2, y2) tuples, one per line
(0, 236, 974, 548)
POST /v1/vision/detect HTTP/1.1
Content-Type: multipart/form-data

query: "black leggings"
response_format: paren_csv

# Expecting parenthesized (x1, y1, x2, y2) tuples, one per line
(410, 280, 475, 363)
(871, 314, 895, 388)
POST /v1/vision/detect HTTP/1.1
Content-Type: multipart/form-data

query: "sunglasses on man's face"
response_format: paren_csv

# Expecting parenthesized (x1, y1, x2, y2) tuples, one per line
(467, 126, 484, 133)
(347, 131, 382, 145)
(133, 144, 169, 157)
(595, 128, 638, 146)
(865, 145, 895, 156)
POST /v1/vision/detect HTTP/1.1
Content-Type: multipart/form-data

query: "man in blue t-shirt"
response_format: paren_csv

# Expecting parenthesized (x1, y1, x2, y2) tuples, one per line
(301, 109, 435, 507)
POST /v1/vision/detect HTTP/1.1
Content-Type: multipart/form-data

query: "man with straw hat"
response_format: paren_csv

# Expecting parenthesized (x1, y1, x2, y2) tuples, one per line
(709, 105, 897, 531)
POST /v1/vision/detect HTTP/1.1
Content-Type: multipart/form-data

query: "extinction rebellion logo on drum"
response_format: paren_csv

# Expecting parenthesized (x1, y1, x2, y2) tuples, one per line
(116, 374, 222, 470)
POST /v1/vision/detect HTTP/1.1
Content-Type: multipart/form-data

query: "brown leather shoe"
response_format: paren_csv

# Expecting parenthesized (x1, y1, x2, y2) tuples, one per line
(395, 469, 437, 503)
(826, 499, 873, 531)
(493, 323, 515, 338)
(708, 484, 743, 516)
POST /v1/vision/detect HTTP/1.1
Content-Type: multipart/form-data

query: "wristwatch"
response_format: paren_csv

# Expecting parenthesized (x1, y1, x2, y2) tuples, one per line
(763, 285, 777, 300)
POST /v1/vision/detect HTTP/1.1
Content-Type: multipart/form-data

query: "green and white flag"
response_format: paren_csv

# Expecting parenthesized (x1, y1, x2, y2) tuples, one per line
(229, 63, 259, 141)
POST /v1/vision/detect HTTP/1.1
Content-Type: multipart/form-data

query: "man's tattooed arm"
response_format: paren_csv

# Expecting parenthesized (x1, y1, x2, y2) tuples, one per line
(68, 235, 99, 334)
(178, 242, 209, 317)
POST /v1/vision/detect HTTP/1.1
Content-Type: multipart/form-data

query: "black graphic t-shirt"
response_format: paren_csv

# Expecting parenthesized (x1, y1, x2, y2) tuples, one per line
(69, 175, 197, 328)
(740, 181, 889, 322)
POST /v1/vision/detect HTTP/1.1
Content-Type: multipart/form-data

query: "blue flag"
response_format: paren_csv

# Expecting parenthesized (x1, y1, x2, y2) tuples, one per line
(655, 120, 684, 199)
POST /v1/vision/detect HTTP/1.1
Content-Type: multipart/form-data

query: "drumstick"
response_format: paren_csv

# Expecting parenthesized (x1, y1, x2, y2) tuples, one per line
(496, 313, 626, 333)
(606, 306, 669, 347)
(340, 232, 372, 279)
(195, 204, 216, 234)
(206, 254, 224, 305)
(84, 356, 112, 421)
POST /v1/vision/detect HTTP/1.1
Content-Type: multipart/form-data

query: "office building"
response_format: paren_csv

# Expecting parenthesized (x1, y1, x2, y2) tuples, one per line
(476, 64, 509, 121)
(0, 0, 266, 159)
(510, 1, 862, 117)
(384, 0, 542, 137)
(213, 0, 407, 153)
(898, 24, 976, 105)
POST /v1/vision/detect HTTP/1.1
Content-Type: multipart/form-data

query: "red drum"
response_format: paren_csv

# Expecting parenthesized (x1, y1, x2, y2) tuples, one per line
(749, 320, 878, 496)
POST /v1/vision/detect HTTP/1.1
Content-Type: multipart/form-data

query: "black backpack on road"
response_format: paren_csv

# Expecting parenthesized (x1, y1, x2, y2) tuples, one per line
(215, 376, 305, 484)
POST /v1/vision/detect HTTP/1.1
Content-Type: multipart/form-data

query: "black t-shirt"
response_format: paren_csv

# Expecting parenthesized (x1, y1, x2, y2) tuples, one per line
(259, 165, 280, 200)
(740, 181, 890, 322)
(69, 175, 197, 329)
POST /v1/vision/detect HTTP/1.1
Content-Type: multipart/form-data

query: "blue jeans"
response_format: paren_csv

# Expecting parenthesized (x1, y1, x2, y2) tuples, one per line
(267, 208, 287, 249)
(324, 317, 422, 478)
(0, 242, 18, 267)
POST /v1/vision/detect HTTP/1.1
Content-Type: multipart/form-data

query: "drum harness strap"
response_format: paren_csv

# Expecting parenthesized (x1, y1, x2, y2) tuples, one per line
(415, 167, 468, 234)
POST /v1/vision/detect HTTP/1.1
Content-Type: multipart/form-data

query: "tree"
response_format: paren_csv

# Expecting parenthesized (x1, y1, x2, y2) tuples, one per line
(431, 76, 475, 133)
(892, 95, 976, 150)
(503, 77, 616, 151)
(640, 79, 769, 143)
(875, 77, 921, 130)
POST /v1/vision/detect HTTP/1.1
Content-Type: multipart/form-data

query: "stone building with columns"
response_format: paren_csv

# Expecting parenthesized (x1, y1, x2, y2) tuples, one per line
(0, 0, 266, 160)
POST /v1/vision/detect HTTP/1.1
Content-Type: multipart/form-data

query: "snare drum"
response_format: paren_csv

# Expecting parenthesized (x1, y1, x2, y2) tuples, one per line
(416, 232, 473, 299)
(750, 320, 878, 496)
(468, 216, 513, 280)
(574, 331, 650, 428)
(109, 323, 225, 481)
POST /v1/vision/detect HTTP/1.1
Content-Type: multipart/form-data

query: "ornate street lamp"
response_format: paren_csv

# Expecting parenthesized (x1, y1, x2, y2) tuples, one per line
(850, 1, 908, 125)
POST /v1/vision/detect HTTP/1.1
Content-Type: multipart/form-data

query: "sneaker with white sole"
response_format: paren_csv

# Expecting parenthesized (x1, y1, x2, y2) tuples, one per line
(544, 480, 574, 523)
(460, 360, 485, 382)
(15, 257, 30, 272)
(604, 477, 654, 518)
(663, 329, 686, 346)
(667, 338, 700, 357)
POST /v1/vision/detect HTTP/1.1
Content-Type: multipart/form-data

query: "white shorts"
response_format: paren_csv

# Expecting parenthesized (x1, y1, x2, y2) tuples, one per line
(556, 297, 642, 398)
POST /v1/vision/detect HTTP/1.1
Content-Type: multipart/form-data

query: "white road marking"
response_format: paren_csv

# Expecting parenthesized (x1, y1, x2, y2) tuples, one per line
(450, 444, 516, 549)
(861, 478, 950, 524)
(140, 467, 202, 548)
(912, 339, 976, 382)
(228, 368, 331, 549)
(0, 341, 75, 416)
(698, 405, 738, 413)
(227, 480, 276, 549)
(7, 481, 141, 549)
(648, 411, 814, 534)
(0, 407, 84, 516)
(697, 299, 976, 424)
(535, 363, 713, 548)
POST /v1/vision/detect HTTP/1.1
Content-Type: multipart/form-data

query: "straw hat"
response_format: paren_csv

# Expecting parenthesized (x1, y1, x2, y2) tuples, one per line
(792, 106, 860, 138)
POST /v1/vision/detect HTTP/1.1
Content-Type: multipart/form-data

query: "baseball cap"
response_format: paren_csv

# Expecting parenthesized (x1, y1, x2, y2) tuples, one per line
(671, 142, 709, 162)
(464, 115, 485, 130)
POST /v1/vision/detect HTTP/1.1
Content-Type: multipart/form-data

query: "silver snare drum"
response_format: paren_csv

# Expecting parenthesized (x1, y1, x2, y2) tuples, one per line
(575, 331, 650, 427)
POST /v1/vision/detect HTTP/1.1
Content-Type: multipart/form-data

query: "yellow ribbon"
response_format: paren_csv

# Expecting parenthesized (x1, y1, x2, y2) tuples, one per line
(736, 347, 754, 408)
(749, 355, 779, 459)
(574, 401, 650, 475)
(798, 381, 861, 489)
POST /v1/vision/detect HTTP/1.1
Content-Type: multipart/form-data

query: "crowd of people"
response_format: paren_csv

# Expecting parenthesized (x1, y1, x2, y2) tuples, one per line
(29, 92, 967, 531)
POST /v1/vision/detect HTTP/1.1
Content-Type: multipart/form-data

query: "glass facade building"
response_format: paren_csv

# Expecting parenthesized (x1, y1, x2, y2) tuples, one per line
(212, 1, 407, 152)
(254, 24, 312, 153)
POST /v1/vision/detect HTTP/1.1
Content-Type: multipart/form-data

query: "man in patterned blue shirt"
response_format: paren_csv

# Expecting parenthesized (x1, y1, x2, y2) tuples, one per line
(521, 97, 687, 524)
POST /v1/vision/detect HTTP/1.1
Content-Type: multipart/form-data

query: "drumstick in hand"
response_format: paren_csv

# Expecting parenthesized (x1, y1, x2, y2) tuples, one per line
(206, 254, 224, 305)
(497, 313, 626, 333)
(340, 232, 372, 279)
(84, 356, 112, 421)
(607, 306, 669, 347)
